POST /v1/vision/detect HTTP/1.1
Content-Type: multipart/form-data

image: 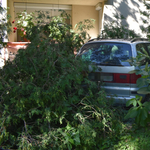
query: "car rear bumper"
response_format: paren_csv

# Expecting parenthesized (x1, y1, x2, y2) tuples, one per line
(107, 95, 137, 105)
(107, 94, 146, 105)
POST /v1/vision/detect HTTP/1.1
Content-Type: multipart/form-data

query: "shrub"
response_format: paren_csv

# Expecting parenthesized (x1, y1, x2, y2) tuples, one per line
(124, 48, 150, 127)
(0, 11, 123, 149)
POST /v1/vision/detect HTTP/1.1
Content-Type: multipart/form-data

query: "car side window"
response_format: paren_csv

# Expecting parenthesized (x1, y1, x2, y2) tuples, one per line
(136, 43, 150, 65)
(136, 43, 146, 53)
(147, 45, 150, 53)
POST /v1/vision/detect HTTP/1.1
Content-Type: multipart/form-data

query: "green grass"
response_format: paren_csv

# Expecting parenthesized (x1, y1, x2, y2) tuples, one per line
(111, 126, 150, 150)
(100, 106, 150, 150)
(102, 109, 150, 150)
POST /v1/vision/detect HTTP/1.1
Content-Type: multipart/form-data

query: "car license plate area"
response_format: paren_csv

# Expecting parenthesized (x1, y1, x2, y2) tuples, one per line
(101, 73, 113, 82)
(88, 72, 114, 82)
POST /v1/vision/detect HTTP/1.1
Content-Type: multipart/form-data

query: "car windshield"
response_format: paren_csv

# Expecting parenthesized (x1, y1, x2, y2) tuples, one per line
(80, 42, 132, 66)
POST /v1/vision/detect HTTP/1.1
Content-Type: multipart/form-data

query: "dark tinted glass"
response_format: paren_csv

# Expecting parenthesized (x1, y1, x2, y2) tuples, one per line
(80, 42, 132, 66)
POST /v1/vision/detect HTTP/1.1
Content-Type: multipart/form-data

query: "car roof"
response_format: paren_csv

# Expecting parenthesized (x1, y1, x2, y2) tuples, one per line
(86, 38, 150, 44)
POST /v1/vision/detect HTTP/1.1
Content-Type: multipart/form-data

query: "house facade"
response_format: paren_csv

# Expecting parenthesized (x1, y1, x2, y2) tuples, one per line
(5, 0, 106, 42)
(2, 0, 150, 42)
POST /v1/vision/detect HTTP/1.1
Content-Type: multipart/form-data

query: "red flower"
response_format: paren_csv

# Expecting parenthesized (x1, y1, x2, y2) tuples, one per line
(23, 31, 26, 35)
(12, 20, 15, 23)
(13, 30, 16, 33)
(13, 27, 17, 30)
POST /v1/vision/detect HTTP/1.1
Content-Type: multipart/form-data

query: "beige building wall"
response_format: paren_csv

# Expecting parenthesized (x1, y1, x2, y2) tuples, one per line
(72, 5, 99, 39)
(103, 0, 148, 38)
(7, 0, 15, 42)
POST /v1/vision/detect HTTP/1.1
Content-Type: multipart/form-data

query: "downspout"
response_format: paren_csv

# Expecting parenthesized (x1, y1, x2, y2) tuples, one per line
(0, 0, 8, 67)
(1, 0, 8, 43)
(95, 2, 104, 36)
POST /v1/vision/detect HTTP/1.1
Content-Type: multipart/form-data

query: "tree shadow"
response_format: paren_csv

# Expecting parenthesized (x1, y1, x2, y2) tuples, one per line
(103, 0, 146, 37)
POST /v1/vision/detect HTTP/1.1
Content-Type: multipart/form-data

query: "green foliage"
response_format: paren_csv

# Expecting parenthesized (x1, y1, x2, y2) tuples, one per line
(15, 10, 35, 37)
(100, 14, 139, 39)
(128, 47, 150, 96)
(0, 4, 11, 48)
(125, 95, 150, 127)
(0, 11, 123, 149)
(125, 41, 150, 127)
(130, 1, 150, 103)
(110, 126, 150, 150)
(74, 19, 95, 40)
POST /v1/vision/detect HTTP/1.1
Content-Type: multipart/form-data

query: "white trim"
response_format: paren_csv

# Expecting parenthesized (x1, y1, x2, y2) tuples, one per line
(1, 0, 8, 42)
(14, 3, 72, 10)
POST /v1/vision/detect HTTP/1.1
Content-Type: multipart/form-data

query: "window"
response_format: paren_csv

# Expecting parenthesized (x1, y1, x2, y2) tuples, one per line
(14, 3, 72, 41)
(81, 42, 132, 66)
(136, 43, 150, 65)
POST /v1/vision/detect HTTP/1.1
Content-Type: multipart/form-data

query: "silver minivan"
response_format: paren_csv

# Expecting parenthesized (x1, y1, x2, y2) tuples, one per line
(77, 38, 150, 104)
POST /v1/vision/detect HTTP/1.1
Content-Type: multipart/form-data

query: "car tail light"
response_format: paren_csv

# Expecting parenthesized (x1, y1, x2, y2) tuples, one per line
(88, 72, 141, 84)
(113, 74, 130, 83)
(104, 73, 141, 84)
(130, 73, 141, 84)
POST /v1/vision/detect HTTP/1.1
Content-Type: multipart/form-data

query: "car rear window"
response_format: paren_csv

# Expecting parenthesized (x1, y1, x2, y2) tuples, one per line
(80, 42, 132, 66)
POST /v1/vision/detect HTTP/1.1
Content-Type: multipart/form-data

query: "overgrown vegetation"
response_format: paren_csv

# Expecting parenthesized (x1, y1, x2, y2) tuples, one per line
(0, 11, 126, 149)
(124, 1, 150, 127)
(1, 1, 150, 149)
(97, 1, 150, 128)
(124, 43, 150, 127)
(97, 1, 150, 147)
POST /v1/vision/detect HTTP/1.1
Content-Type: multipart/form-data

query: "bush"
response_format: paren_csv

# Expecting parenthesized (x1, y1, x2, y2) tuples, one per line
(0, 11, 124, 149)
(124, 48, 150, 127)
